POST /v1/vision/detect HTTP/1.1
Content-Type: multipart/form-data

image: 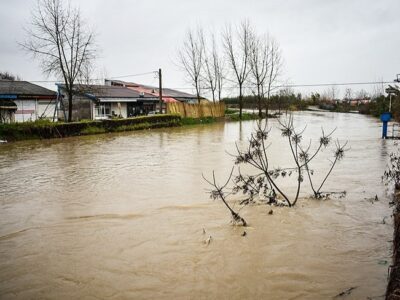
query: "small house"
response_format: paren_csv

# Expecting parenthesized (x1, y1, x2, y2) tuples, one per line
(57, 84, 160, 121)
(0, 80, 58, 123)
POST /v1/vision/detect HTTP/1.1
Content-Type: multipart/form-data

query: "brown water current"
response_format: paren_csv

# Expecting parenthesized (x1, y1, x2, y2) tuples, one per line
(0, 111, 397, 299)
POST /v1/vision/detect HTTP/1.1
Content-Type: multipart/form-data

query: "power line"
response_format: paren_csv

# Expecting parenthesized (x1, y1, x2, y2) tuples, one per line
(109, 71, 157, 79)
(23, 76, 394, 91)
(26, 70, 158, 83)
(169, 80, 393, 90)
(274, 81, 393, 88)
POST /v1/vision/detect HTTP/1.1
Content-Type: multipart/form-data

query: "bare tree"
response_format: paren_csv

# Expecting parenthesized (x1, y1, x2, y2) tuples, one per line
(249, 33, 269, 118)
(178, 27, 204, 103)
(223, 21, 252, 119)
(0, 72, 22, 81)
(356, 89, 369, 100)
(201, 33, 225, 103)
(344, 88, 353, 102)
(329, 85, 339, 101)
(262, 37, 282, 117)
(21, 0, 95, 122)
(371, 80, 385, 99)
(215, 47, 225, 102)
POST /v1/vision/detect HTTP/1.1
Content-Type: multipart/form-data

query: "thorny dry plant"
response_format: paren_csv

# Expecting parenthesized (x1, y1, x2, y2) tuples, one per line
(203, 115, 348, 225)
(383, 151, 400, 190)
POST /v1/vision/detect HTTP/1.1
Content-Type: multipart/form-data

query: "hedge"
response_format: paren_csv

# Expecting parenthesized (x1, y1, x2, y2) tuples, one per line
(0, 114, 182, 141)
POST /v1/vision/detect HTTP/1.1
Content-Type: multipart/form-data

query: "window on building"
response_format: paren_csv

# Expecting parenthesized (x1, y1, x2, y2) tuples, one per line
(95, 103, 111, 118)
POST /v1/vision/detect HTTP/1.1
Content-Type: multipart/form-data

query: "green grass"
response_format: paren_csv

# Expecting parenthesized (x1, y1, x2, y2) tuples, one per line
(113, 122, 152, 132)
(181, 117, 216, 125)
(80, 126, 106, 135)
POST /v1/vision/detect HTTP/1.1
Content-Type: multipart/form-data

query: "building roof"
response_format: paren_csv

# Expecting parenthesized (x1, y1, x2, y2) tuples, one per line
(106, 80, 198, 99)
(58, 84, 159, 100)
(0, 80, 57, 97)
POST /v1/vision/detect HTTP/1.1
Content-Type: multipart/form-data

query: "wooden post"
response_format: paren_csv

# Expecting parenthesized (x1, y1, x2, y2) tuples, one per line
(158, 68, 163, 114)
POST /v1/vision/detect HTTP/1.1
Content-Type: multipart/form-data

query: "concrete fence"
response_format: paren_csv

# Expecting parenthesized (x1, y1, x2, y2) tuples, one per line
(166, 101, 225, 118)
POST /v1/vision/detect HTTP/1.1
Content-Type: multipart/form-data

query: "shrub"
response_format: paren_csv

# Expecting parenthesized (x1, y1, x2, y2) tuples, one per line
(80, 126, 106, 135)
(0, 114, 182, 141)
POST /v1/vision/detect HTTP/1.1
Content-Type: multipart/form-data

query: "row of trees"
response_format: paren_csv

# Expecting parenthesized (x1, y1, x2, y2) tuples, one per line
(0, 72, 22, 81)
(317, 86, 384, 102)
(178, 21, 283, 118)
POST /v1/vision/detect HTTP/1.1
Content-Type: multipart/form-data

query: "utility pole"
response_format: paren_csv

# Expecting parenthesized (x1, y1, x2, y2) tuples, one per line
(158, 68, 163, 114)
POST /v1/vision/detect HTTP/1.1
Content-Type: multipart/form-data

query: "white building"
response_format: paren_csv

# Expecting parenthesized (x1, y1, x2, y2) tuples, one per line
(0, 80, 58, 123)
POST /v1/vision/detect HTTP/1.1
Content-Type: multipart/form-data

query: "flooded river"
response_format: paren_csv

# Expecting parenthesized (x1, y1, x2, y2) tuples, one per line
(0, 111, 396, 299)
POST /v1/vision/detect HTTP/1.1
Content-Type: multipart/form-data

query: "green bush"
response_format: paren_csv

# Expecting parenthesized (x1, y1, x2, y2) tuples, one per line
(0, 114, 182, 141)
(80, 126, 106, 135)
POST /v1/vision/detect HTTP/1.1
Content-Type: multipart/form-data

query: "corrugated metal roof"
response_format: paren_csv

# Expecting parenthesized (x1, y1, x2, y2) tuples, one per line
(107, 80, 198, 99)
(0, 80, 57, 96)
(58, 84, 158, 100)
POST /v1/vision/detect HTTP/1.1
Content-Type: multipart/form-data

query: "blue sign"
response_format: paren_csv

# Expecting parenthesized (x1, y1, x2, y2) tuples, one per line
(380, 112, 392, 122)
(0, 94, 17, 99)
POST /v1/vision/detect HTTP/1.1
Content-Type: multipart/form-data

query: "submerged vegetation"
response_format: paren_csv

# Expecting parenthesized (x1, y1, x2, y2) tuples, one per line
(203, 115, 348, 225)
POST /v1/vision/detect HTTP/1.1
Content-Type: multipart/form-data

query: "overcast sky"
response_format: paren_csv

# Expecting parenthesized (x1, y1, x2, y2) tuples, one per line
(1, 0, 399, 97)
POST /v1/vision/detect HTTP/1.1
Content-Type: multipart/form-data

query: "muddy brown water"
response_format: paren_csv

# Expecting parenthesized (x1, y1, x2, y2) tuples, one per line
(0, 111, 396, 299)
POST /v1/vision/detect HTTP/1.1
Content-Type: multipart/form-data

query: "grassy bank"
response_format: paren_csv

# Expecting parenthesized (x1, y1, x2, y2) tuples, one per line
(0, 114, 181, 142)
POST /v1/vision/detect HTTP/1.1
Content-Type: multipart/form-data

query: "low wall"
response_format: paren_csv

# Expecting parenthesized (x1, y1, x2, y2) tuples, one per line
(167, 102, 225, 118)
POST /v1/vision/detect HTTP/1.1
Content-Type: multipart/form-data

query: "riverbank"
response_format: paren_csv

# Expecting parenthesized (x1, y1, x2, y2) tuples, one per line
(386, 188, 400, 299)
(0, 114, 181, 142)
(0, 110, 268, 142)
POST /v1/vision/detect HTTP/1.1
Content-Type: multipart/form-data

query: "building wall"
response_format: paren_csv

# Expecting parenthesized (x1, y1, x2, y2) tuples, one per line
(38, 100, 57, 120)
(14, 100, 37, 122)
